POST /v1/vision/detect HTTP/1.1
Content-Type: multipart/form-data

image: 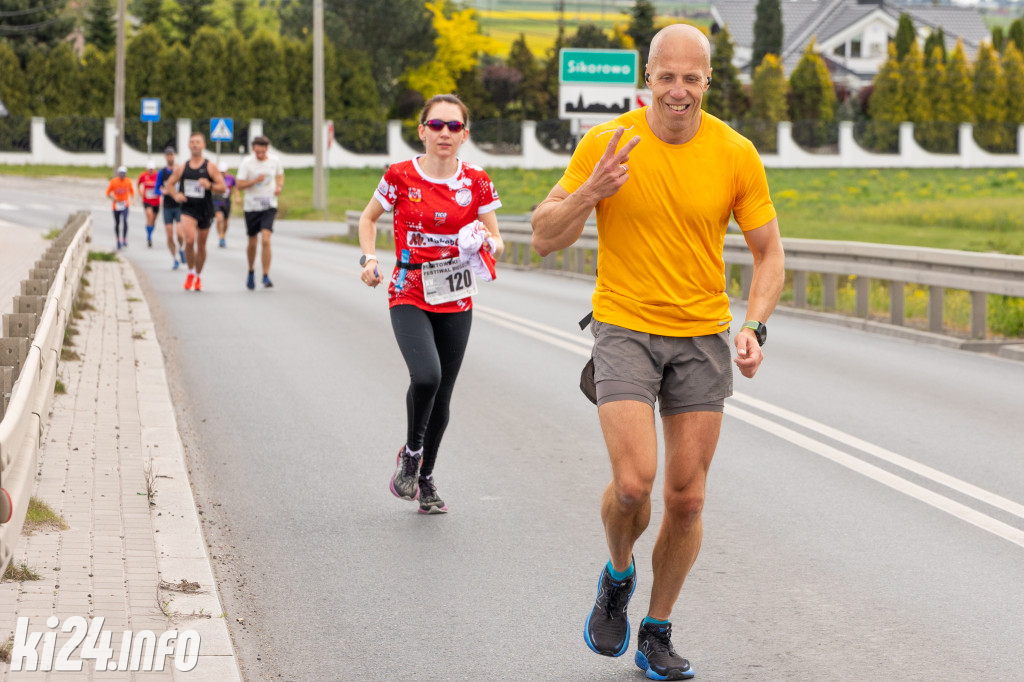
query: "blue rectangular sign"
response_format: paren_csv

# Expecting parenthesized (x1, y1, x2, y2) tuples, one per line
(210, 118, 234, 142)
(140, 98, 160, 122)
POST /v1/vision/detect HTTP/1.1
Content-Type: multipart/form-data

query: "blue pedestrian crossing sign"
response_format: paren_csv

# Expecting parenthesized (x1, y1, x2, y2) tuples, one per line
(140, 98, 160, 122)
(210, 118, 234, 142)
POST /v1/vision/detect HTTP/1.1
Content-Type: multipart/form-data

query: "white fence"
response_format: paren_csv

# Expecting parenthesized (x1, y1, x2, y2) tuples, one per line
(3, 117, 1024, 170)
(0, 213, 91, 574)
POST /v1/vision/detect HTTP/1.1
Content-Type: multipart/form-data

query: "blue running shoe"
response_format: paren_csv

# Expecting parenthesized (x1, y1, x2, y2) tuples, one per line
(262, 274, 273, 288)
(635, 621, 694, 680)
(246, 271, 255, 290)
(219, 238, 226, 248)
(179, 248, 186, 263)
(173, 260, 180, 270)
(584, 560, 636, 657)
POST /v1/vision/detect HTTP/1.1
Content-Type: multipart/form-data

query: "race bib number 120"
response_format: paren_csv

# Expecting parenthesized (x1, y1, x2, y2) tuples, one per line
(421, 257, 477, 305)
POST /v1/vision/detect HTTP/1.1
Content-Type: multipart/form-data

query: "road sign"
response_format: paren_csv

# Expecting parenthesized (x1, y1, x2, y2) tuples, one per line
(140, 98, 160, 122)
(559, 85, 638, 122)
(560, 49, 638, 86)
(210, 118, 234, 142)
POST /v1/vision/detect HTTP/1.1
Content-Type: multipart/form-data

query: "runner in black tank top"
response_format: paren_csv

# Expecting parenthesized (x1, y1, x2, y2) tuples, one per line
(162, 132, 226, 291)
(181, 159, 214, 229)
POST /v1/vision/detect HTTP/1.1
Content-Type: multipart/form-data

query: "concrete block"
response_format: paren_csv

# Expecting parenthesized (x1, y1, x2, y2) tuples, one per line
(20, 279, 48, 297)
(13, 295, 44, 316)
(2, 313, 37, 339)
(29, 268, 55, 286)
(0, 337, 29, 376)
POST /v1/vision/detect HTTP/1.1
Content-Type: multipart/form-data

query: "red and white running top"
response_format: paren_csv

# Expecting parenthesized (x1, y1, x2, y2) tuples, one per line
(374, 157, 501, 313)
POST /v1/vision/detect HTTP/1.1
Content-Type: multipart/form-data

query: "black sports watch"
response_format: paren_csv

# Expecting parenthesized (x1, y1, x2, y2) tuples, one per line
(359, 254, 378, 267)
(741, 320, 767, 346)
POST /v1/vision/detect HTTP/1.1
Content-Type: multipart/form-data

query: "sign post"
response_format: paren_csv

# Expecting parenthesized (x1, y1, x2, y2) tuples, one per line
(210, 117, 234, 168)
(558, 49, 640, 137)
(140, 98, 161, 161)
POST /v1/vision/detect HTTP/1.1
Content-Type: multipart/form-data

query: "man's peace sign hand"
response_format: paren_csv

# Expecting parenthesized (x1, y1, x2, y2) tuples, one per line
(582, 126, 642, 202)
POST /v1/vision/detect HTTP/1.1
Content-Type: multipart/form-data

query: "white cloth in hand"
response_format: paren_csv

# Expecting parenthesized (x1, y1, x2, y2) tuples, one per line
(457, 221, 497, 282)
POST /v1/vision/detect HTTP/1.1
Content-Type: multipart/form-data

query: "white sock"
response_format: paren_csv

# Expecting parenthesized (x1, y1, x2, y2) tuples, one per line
(405, 445, 424, 458)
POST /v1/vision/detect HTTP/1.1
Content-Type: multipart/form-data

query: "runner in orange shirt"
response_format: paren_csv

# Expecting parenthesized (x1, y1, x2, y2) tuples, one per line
(106, 165, 135, 250)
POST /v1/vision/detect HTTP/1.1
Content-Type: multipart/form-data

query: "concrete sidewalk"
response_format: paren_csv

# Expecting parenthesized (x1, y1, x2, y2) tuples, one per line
(0, 258, 242, 680)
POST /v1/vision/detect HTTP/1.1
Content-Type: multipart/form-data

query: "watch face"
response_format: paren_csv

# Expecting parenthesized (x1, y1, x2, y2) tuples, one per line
(359, 255, 368, 266)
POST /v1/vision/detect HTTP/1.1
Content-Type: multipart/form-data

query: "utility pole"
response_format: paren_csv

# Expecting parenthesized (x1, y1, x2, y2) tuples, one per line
(312, 0, 326, 214)
(114, 0, 127, 170)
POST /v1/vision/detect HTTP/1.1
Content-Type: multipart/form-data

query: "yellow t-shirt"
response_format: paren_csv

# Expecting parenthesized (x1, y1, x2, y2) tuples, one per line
(558, 109, 776, 337)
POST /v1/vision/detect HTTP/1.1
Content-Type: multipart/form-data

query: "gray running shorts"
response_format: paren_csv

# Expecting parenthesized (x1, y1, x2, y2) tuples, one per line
(590, 319, 733, 416)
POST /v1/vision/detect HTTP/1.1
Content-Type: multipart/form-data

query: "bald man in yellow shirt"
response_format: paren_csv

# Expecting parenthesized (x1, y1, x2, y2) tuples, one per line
(532, 23, 785, 680)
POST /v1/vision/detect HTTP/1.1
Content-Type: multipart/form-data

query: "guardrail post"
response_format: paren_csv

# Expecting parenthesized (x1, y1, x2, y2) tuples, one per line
(0, 338, 29, 381)
(14, 295, 44, 318)
(855, 277, 870, 318)
(20, 280, 48, 298)
(822, 274, 838, 310)
(1, 366, 11, 419)
(792, 271, 807, 308)
(928, 286, 944, 333)
(2, 314, 38, 340)
(890, 281, 905, 326)
(970, 291, 987, 340)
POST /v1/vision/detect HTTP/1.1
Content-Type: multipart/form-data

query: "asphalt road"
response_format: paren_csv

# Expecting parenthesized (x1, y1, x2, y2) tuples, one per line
(5, 179, 1024, 681)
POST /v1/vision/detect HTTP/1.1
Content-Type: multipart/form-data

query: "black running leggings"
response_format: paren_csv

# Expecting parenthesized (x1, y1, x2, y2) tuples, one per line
(390, 305, 472, 478)
(112, 209, 128, 240)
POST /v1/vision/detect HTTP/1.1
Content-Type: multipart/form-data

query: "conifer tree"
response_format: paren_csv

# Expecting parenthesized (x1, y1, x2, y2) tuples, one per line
(508, 33, 546, 120)
(992, 26, 1005, 54)
(188, 27, 229, 119)
(1001, 43, 1024, 129)
(627, 0, 657, 76)
(945, 40, 974, 126)
(973, 41, 1009, 151)
(895, 14, 915, 61)
(918, 46, 952, 152)
(788, 39, 835, 146)
(923, 27, 945, 66)
(901, 41, 928, 148)
(0, 0, 75, 60)
(752, 0, 782, 70)
(176, 0, 215, 45)
(86, 0, 117, 52)
(75, 45, 114, 118)
(222, 29, 254, 122)
(1010, 19, 1024, 54)
(704, 25, 747, 122)
(866, 43, 905, 152)
(745, 53, 786, 151)
(247, 31, 288, 120)
(0, 40, 29, 115)
(126, 25, 166, 113)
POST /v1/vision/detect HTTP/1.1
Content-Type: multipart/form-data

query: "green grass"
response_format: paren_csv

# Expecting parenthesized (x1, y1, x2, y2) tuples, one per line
(7, 163, 1024, 253)
(87, 250, 119, 261)
(2, 562, 41, 582)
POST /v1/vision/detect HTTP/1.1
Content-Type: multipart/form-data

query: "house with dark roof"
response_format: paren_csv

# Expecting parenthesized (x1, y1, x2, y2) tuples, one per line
(710, 0, 991, 89)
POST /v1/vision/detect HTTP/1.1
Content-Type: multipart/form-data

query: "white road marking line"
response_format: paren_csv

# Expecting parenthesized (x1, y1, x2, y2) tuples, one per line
(727, 405, 1024, 549)
(476, 304, 1024, 549)
(729, 392, 1024, 522)
(0, 203, 18, 211)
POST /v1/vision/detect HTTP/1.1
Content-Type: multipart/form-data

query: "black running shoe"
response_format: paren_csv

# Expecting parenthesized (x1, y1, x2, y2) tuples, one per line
(389, 447, 421, 500)
(635, 621, 694, 680)
(417, 476, 447, 514)
(584, 561, 636, 657)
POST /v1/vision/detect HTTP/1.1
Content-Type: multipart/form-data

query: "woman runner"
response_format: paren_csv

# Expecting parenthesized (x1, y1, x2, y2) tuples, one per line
(358, 94, 504, 514)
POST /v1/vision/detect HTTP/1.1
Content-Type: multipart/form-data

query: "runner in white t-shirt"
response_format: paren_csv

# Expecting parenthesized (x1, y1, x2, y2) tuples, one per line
(235, 135, 285, 289)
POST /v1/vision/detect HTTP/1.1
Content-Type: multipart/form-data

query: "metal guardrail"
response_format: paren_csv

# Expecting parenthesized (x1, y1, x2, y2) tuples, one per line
(347, 211, 1024, 343)
(0, 212, 91, 574)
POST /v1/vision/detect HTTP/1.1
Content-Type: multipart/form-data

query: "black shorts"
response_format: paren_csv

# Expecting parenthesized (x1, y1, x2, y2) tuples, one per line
(181, 204, 214, 231)
(214, 200, 231, 218)
(245, 209, 276, 237)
